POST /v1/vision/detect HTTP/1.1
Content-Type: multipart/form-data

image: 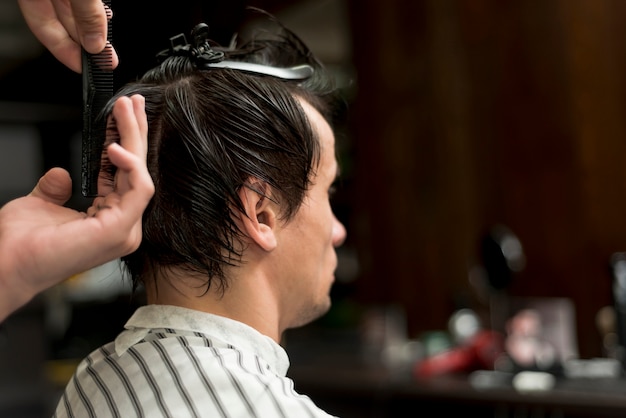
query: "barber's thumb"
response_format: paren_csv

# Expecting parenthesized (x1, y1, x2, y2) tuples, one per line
(30, 168, 73, 205)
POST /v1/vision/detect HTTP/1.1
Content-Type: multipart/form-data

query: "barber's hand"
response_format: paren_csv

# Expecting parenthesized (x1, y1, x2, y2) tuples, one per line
(0, 95, 152, 321)
(17, 0, 119, 73)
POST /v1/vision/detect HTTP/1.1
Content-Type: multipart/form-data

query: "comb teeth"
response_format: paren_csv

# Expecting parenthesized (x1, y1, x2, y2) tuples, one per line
(81, 0, 114, 197)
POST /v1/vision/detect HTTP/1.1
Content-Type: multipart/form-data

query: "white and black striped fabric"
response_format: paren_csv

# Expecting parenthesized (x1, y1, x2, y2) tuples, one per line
(53, 305, 336, 418)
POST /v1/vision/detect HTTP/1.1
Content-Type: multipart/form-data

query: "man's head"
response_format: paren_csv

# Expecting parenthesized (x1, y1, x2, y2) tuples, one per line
(101, 18, 346, 331)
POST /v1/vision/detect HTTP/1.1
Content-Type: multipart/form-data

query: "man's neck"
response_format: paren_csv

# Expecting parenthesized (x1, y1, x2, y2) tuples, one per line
(144, 271, 283, 342)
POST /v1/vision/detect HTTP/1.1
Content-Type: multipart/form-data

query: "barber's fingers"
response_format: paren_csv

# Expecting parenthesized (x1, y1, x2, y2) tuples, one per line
(113, 95, 148, 159)
(80, 95, 152, 259)
(67, 0, 112, 54)
(17, 0, 76, 70)
(89, 145, 153, 256)
(49, 0, 80, 49)
(96, 95, 149, 197)
(17, 0, 117, 73)
(105, 95, 154, 211)
(29, 167, 72, 206)
(63, 0, 119, 67)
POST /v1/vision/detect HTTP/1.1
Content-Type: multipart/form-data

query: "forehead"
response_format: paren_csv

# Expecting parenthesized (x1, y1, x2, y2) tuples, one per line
(297, 97, 337, 176)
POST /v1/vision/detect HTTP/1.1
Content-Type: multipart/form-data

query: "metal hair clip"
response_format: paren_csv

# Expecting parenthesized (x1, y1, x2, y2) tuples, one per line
(156, 23, 314, 80)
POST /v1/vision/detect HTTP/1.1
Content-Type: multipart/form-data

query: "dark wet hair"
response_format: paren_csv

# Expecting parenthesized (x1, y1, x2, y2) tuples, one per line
(102, 16, 341, 294)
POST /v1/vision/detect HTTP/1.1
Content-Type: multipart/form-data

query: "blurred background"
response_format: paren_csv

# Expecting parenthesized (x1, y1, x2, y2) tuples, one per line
(4, 0, 626, 416)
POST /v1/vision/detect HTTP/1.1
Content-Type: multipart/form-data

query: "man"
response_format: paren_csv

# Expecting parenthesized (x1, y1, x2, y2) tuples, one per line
(54, 16, 347, 418)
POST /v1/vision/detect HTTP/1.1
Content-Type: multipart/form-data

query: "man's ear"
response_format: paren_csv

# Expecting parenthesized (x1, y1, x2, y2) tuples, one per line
(238, 180, 277, 251)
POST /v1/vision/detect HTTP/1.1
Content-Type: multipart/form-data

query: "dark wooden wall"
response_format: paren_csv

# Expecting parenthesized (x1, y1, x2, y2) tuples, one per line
(345, 0, 626, 358)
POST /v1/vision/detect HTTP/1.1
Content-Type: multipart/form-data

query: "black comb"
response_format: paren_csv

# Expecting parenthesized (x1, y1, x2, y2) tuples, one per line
(81, 0, 114, 197)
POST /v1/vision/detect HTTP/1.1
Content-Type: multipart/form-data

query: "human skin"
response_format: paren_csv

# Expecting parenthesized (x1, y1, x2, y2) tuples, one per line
(0, 95, 153, 321)
(17, 0, 119, 73)
(144, 97, 347, 343)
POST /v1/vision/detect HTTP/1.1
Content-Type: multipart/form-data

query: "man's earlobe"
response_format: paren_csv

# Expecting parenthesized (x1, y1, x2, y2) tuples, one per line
(239, 182, 277, 251)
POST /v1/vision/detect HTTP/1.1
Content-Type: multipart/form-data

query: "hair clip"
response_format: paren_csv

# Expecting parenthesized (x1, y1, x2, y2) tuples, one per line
(156, 23, 314, 80)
